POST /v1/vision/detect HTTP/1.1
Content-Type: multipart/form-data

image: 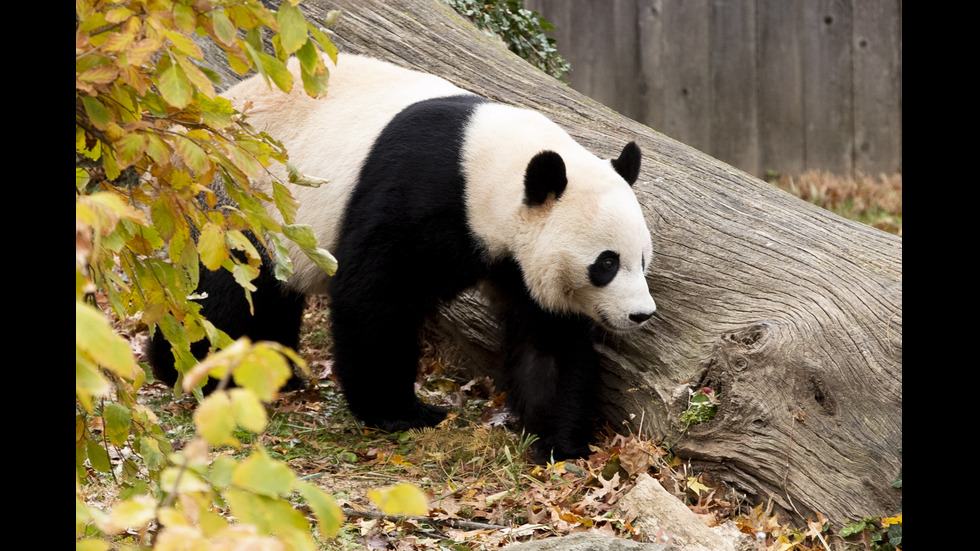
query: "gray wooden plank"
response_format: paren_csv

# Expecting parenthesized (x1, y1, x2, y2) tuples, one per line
(709, 0, 760, 174)
(758, 0, 806, 176)
(853, 0, 902, 174)
(803, 0, 854, 174)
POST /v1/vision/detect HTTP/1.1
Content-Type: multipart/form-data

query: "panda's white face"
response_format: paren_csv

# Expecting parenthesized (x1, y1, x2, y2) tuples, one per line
(461, 104, 655, 331)
(519, 186, 656, 332)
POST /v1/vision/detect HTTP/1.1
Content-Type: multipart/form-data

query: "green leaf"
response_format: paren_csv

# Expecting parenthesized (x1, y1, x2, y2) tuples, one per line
(281, 224, 336, 275)
(114, 133, 144, 169)
(208, 455, 236, 490)
(175, 55, 216, 99)
(300, 62, 329, 98)
(198, 95, 236, 129)
(272, 181, 299, 224)
(144, 134, 170, 163)
(223, 141, 266, 181)
(138, 436, 166, 470)
(244, 41, 294, 93)
(76, 539, 109, 551)
(271, 33, 287, 63)
(231, 262, 259, 293)
(307, 20, 339, 64)
(150, 198, 176, 241)
(279, 223, 317, 249)
(172, 3, 196, 34)
(297, 481, 344, 539)
(226, 230, 261, 262)
(157, 56, 193, 108)
(76, 302, 137, 378)
(101, 147, 121, 180)
(286, 162, 328, 187)
(268, 233, 294, 281)
(76, 352, 111, 411)
(197, 222, 228, 271)
(174, 135, 210, 175)
(294, 39, 320, 74)
(839, 520, 868, 538)
(224, 489, 310, 538)
(276, 1, 308, 55)
(102, 495, 157, 533)
(157, 313, 194, 377)
(244, 26, 264, 54)
(81, 96, 112, 128)
(262, 53, 295, 93)
(211, 9, 237, 45)
(165, 29, 203, 59)
(76, 167, 91, 190)
(160, 467, 211, 494)
(229, 388, 268, 433)
(86, 438, 112, 472)
(232, 448, 295, 497)
(103, 403, 132, 447)
(141, 90, 169, 117)
(194, 391, 239, 447)
(233, 345, 292, 402)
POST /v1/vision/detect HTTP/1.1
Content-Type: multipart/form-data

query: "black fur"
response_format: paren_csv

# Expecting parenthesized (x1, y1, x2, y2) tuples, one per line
(146, 254, 306, 392)
(612, 141, 642, 185)
(523, 150, 567, 206)
(327, 95, 490, 432)
(485, 261, 599, 462)
(326, 95, 600, 460)
(588, 251, 621, 287)
(148, 94, 615, 461)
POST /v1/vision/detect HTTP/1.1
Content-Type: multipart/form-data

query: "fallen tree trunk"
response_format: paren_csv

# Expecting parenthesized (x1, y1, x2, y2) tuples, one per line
(220, 0, 902, 526)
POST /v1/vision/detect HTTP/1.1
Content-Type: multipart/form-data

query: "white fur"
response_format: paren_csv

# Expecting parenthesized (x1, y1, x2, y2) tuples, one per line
(462, 104, 655, 330)
(223, 54, 654, 330)
(223, 55, 469, 293)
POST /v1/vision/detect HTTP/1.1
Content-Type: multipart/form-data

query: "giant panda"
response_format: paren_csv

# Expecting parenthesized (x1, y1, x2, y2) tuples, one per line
(148, 54, 657, 462)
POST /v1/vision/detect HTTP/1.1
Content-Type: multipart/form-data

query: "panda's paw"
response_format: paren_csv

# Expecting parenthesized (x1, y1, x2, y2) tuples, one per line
(367, 399, 447, 433)
(412, 399, 449, 427)
(529, 438, 591, 465)
(282, 373, 308, 392)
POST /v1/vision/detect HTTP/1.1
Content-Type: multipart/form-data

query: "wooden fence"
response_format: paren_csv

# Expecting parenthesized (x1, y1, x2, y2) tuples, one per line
(524, 0, 902, 177)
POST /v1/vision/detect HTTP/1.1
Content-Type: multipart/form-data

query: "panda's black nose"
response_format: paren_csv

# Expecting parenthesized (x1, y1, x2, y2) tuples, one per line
(629, 311, 653, 324)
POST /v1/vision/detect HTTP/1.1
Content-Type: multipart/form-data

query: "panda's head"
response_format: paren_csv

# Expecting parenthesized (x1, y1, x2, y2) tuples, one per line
(516, 141, 656, 332)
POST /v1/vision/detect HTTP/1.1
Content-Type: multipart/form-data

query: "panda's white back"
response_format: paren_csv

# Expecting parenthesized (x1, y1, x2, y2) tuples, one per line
(222, 54, 469, 293)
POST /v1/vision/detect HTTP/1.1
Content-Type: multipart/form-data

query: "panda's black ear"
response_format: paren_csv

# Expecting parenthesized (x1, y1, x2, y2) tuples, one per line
(524, 150, 568, 206)
(612, 141, 642, 186)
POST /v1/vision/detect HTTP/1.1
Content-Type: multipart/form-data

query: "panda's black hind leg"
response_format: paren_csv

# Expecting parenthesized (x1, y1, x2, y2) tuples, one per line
(327, 309, 448, 431)
(146, 262, 307, 392)
(327, 267, 448, 432)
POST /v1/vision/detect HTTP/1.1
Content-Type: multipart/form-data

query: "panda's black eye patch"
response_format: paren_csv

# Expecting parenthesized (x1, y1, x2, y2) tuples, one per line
(589, 250, 620, 287)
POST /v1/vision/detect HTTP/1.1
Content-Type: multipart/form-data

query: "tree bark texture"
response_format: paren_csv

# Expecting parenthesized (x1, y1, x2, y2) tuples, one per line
(222, 0, 902, 526)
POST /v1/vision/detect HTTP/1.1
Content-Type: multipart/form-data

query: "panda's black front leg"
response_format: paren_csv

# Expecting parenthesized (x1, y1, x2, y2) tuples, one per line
(490, 264, 600, 463)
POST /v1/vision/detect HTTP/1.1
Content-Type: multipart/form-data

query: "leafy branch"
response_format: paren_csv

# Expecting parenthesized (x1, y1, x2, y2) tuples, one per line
(75, 1, 355, 548)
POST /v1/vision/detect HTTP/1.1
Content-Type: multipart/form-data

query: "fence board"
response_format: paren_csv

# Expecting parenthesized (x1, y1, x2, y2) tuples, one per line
(525, 0, 902, 177)
(804, 0, 854, 174)
(853, 0, 902, 174)
(659, 0, 711, 154)
(758, 0, 806, 175)
(709, 0, 759, 174)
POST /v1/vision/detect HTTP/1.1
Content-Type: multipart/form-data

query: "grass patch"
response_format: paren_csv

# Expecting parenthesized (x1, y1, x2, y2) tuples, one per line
(767, 170, 903, 236)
